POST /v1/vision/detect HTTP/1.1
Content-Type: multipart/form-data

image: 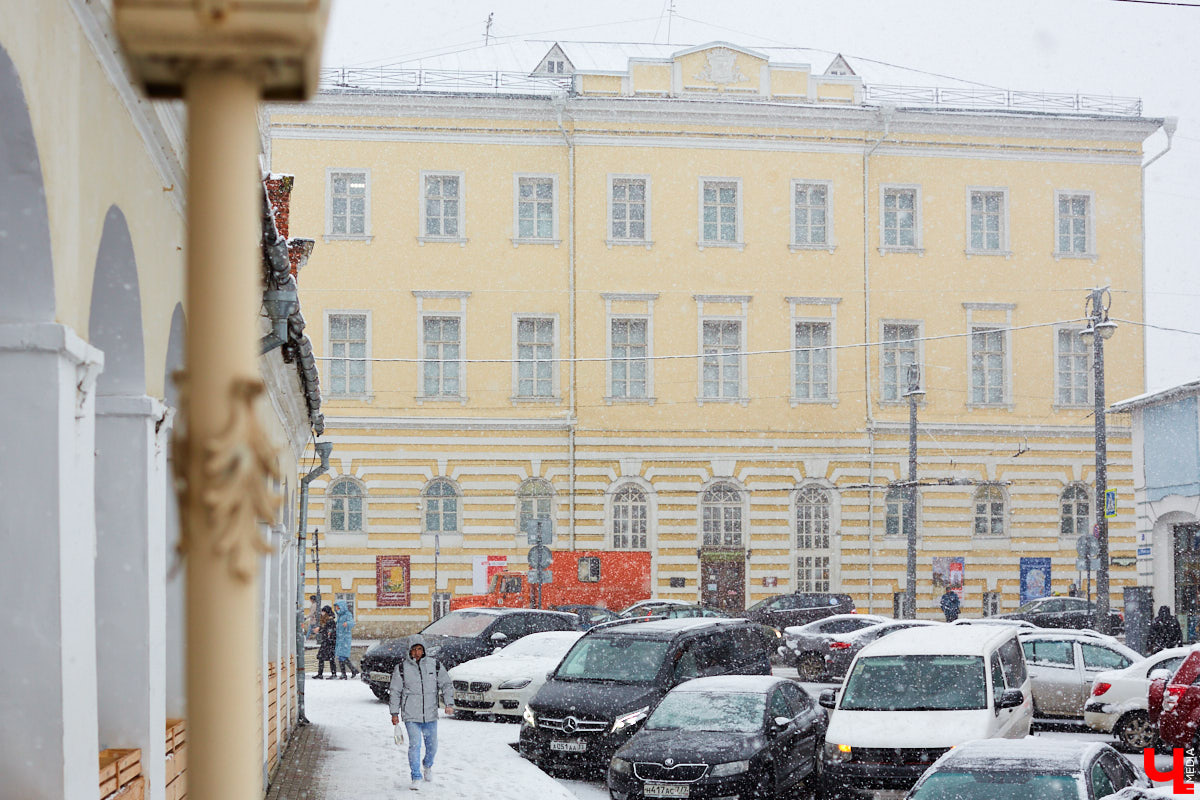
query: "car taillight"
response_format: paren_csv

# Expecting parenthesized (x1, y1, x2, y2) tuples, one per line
(1164, 686, 1186, 712)
(1092, 682, 1111, 697)
(829, 641, 852, 650)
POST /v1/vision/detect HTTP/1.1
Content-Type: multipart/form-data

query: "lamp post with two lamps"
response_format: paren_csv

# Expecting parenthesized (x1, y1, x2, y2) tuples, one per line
(1081, 287, 1117, 635)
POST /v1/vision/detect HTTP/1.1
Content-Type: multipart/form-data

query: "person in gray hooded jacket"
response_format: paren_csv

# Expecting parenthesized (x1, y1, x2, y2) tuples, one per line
(389, 634, 453, 786)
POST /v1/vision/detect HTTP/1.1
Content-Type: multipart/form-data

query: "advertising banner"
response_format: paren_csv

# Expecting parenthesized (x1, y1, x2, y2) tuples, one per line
(932, 556, 965, 598)
(471, 554, 508, 594)
(1019, 557, 1052, 606)
(376, 555, 411, 607)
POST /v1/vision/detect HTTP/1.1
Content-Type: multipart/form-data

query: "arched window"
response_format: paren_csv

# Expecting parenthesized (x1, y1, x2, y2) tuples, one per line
(328, 479, 364, 532)
(884, 487, 914, 538)
(612, 484, 648, 549)
(1060, 485, 1090, 537)
(424, 479, 459, 534)
(517, 479, 554, 533)
(702, 483, 743, 547)
(796, 486, 832, 592)
(974, 485, 1006, 537)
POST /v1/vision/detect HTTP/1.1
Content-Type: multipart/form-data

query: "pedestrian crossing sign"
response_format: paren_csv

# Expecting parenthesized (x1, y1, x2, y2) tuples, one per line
(1104, 489, 1117, 518)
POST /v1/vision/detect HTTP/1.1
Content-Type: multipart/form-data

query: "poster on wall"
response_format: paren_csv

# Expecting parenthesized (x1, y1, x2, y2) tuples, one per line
(1019, 557, 1052, 606)
(376, 555, 411, 607)
(932, 557, 965, 598)
(471, 555, 508, 594)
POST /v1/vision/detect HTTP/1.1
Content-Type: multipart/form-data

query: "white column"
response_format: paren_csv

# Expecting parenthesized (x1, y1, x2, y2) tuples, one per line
(94, 394, 169, 800)
(0, 322, 103, 799)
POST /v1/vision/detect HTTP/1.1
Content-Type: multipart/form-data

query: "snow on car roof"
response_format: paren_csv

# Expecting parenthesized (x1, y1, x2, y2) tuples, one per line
(859, 623, 1017, 657)
(597, 616, 746, 637)
(934, 737, 1109, 773)
(672, 675, 786, 694)
(783, 614, 890, 636)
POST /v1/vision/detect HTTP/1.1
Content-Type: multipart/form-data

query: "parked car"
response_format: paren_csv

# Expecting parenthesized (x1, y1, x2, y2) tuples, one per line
(1147, 645, 1200, 749)
(951, 617, 1038, 629)
(519, 617, 773, 772)
(904, 738, 1152, 800)
(1018, 630, 1140, 722)
(550, 604, 618, 630)
(1083, 645, 1191, 750)
(616, 599, 695, 619)
(607, 675, 826, 800)
(742, 592, 857, 631)
(660, 603, 731, 619)
(359, 608, 578, 700)
(996, 596, 1124, 633)
(819, 625, 1031, 797)
(820, 620, 943, 680)
(447, 630, 583, 719)
(780, 613, 890, 678)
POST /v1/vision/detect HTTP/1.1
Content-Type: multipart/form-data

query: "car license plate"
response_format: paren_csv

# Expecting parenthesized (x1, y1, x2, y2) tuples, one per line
(368, 671, 391, 682)
(549, 740, 587, 753)
(455, 691, 485, 703)
(644, 783, 690, 798)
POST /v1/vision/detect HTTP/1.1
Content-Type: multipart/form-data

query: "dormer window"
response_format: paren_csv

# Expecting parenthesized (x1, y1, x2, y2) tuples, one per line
(546, 60, 565, 74)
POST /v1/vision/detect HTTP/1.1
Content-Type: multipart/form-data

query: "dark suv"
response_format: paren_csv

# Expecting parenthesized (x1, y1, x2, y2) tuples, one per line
(518, 617, 775, 773)
(742, 592, 857, 630)
(359, 608, 578, 701)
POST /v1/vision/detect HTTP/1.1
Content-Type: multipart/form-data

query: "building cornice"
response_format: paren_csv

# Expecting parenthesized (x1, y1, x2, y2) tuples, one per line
(870, 420, 1131, 438)
(322, 415, 576, 431)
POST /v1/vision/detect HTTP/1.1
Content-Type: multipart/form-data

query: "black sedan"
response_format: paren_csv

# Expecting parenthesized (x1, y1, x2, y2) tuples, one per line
(741, 592, 857, 631)
(995, 596, 1124, 633)
(608, 675, 825, 800)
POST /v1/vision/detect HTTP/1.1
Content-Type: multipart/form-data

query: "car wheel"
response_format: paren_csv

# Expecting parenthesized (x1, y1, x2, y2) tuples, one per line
(370, 687, 389, 702)
(1116, 711, 1158, 751)
(797, 653, 826, 681)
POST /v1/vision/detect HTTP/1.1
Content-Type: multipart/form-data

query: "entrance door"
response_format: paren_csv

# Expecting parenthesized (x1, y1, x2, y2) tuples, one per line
(1175, 523, 1200, 641)
(701, 552, 745, 612)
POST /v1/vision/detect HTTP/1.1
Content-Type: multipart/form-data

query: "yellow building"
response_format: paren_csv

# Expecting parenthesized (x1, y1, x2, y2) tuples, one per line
(268, 42, 1162, 636)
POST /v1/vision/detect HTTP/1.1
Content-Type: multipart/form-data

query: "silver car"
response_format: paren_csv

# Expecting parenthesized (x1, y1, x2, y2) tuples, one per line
(1018, 630, 1140, 720)
(780, 613, 889, 680)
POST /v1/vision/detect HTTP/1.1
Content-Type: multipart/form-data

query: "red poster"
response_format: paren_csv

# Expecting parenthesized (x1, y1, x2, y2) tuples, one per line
(376, 555, 411, 607)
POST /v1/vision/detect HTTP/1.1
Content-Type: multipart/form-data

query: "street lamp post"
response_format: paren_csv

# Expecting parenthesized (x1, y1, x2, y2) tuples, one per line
(903, 363, 925, 619)
(1081, 287, 1116, 634)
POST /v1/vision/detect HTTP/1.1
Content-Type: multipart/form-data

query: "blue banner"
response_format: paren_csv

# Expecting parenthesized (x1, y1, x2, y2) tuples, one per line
(1019, 557, 1052, 606)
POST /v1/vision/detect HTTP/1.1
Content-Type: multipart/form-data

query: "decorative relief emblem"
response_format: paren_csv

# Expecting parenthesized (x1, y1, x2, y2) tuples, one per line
(694, 48, 747, 85)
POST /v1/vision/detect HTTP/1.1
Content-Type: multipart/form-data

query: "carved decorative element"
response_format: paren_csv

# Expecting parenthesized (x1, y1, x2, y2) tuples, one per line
(694, 48, 747, 86)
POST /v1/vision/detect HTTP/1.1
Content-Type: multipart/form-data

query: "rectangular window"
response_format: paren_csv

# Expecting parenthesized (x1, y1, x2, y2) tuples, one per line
(881, 323, 919, 402)
(335, 592, 355, 614)
(1057, 328, 1091, 405)
(515, 317, 555, 398)
(701, 320, 742, 399)
(701, 180, 739, 244)
(794, 321, 831, 400)
(421, 316, 462, 398)
(970, 326, 1007, 405)
(432, 592, 451, 620)
(328, 170, 368, 236)
(1056, 192, 1093, 255)
(610, 177, 648, 241)
(882, 187, 918, 248)
(516, 176, 555, 240)
(610, 318, 648, 398)
(423, 173, 462, 238)
(797, 556, 830, 593)
(328, 313, 367, 395)
(577, 557, 601, 583)
(969, 189, 1006, 252)
(793, 182, 830, 246)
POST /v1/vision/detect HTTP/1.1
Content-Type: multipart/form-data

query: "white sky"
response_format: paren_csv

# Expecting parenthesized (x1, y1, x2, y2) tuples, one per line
(322, 0, 1200, 394)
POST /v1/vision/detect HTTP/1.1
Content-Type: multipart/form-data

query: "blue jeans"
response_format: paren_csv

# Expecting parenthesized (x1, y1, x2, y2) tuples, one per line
(404, 720, 437, 779)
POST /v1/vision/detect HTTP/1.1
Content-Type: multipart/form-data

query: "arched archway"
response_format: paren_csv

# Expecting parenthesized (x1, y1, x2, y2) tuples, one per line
(163, 302, 185, 717)
(89, 205, 145, 395)
(0, 45, 54, 322)
(164, 303, 185, 406)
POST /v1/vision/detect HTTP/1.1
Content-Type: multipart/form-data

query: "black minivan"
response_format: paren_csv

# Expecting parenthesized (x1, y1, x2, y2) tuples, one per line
(518, 617, 775, 772)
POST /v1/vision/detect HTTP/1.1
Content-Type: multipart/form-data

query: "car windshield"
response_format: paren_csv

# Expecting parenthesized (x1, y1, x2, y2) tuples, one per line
(745, 597, 774, 613)
(910, 771, 1080, 800)
(1014, 600, 1050, 614)
(496, 632, 579, 659)
(840, 655, 987, 711)
(647, 691, 766, 733)
(554, 636, 670, 682)
(421, 611, 496, 638)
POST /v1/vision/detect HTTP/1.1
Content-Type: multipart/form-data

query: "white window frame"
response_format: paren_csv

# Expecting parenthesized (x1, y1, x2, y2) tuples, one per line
(516, 478, 555, 539)
(789, 297, 840, 405)
(1060, 483, 1091, 539)
(607, 174, 653, 248)
(608, 479, 654, 550)
(699, 479, 748, 549)
(324, 167, 371, 241)
(1053, 189, 1097, 259)
(418, 170, 467, 245)
(883, 485, 919, 539)
(512, 173, 561, 246)
(791, 481, 839, 593)
(414, 291, 469, 404)
(878, 183, 923, 254)
(695, 295, 750, 405)
(697, 177, 744, 250)
(973, 484, 1008, 538)
(965, 186, 1011, 257)
(422, 478, 462, 536)
(879, 319, 923, 404)
(964, 303, 1015, 409)
(511, 313, 561, 402)
(789, 179, 836, 253)
(325, 475, 368, 542)
(324, 309, 372, 399)
(1053, 324, 1092, 408)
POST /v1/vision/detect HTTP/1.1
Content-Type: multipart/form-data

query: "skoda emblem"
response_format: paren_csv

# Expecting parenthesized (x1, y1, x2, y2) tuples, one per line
(664, 758, 675, 767)
(562, 716, 578, 734)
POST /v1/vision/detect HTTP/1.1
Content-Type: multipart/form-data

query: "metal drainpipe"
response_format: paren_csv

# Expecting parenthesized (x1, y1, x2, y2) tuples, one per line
(295, 441, 331, 724)
(1140, 118, 1176, 391)
(862, 108, 892, 614)
(554, 92, 578, 551)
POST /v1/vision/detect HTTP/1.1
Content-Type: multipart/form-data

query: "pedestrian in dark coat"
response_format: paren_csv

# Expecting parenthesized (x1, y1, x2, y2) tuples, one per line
(939, 587, 961, 622)
(1148, 605, 1183, 654)
(315, 605, 336, 678)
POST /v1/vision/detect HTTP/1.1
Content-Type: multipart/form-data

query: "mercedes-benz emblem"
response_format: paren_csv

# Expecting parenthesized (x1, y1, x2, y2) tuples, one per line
(664, 758, 675, 767)
(562, 716, 579, 734)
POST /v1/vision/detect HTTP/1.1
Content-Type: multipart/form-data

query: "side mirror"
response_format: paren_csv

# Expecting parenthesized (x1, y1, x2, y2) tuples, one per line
(997, 689, 1024, 709)
(818, 689, 837, 710)
(768, 716, 791, 735)
(490, 632, 509, 647)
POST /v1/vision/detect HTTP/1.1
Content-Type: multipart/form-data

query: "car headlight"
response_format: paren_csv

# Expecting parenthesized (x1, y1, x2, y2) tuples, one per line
(611, 706, 650, 733)
(499, 678, 531, 690)
(823, 742, 852, 763)
(609, 756, 632, 775)
(709, 760, 750, 777)
(523, 706, 537, 727)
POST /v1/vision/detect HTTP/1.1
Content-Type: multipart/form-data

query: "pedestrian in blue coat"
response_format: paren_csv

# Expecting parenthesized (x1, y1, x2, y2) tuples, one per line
(334, 599, 359, 679)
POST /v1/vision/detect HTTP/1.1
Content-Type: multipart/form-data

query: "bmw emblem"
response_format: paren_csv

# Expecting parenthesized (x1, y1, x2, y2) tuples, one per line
(563, 716, 578, 734)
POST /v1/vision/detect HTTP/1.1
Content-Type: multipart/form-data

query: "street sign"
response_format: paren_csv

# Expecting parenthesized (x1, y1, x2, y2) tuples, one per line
(1104, 489, 1117, 518)
(528, 544, 552, 570)
(1137, 546, 1152, 557)
(1076, 556, 1098, 572)
(527, 567, 553, 585)
(1076, 535, 1100, 559)
(523, 518, 553, 547)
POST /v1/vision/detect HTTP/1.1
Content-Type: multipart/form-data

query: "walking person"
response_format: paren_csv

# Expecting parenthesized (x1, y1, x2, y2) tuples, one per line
(306, 594, 320, 638)
(1148, 605, 1183, 654)
(314, 605, 336, 678)
(335, 598, 359, 679)
(389, 635, 453, 789)
(940, 586, 961, 622)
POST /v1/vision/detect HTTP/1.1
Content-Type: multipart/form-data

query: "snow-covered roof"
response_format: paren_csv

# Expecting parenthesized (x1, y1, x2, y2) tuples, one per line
(933, 737, 1110, 773)
(1109, 378, 1200, 413)
(672, 675, 786, 694)
(599, 617, 744, 637)
(844, 620, 941, 640)
(859, 624, 1017, 657)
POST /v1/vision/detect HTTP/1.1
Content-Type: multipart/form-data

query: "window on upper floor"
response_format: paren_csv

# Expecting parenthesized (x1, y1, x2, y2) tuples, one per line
(700, 179, 741, 246)
(515, 175, 557, 241)
(1061, 485, 1090, 538)
(973, 485, 1007, 537)
(701, 319, 742, 400)
(881, 323, 919, 402)
(1056, 327, 1091, 406)
(610, 317, 648, 399)
(327, 170, 368, 237)
(796, 486, 831, 550)
(701, 483, 743, 548)
(881, 185, 920, 250)
(327, 312, 368, 396)
(546, 59, 566, 74)
(884, 486, 915, 538)
(610, 177, 649, 242)
(518, 479, 554, 533)
(612, 484, 649, 549)
(328, 479, 364, 532)
(421, 315, 463, 399)
(514, 316, 556, 399)
(792, 181, 831, 247)
(424, 478, 459, 534)
(1055, 191, 1095, 256)
(968, 189, 1008, 254)
(794, 321, 832, 401)
(969, 326, 1008, 406)
(422, 172, 463, 239)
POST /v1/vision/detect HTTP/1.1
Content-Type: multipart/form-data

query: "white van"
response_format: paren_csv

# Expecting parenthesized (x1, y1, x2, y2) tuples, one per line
(818, 625, 1032, 797)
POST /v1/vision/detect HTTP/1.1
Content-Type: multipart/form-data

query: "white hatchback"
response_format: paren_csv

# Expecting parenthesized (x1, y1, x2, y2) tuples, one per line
(1083, 645, 1193, 750)
(447, 630, 582, 719)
